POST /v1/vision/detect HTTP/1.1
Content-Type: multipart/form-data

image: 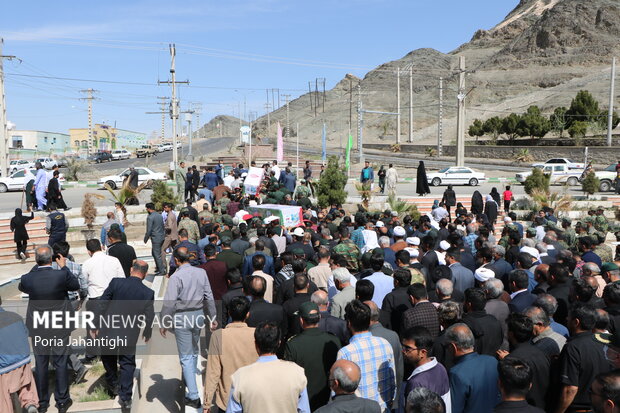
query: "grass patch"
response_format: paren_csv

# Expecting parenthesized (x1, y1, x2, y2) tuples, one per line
(78, 385, 112, 403)
(89, 362, 105, 376)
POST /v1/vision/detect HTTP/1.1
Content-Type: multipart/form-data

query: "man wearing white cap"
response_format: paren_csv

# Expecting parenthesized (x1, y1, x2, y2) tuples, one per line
(286, 227, 315, 261)
(391, 226, 407, 253)
(436, 240, 451, 266)
(474, 267, 495, 286)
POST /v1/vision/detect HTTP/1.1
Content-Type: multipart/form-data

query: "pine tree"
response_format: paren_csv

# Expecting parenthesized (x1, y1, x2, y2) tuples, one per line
(581, 171, 600, 196)
(151, 180, 180, 211)
(524, 167, 550, 195)
(316, 156, 347, 208)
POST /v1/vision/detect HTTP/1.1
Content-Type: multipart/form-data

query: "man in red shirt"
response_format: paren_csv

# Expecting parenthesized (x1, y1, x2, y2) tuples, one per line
(502, 186, 513, 214)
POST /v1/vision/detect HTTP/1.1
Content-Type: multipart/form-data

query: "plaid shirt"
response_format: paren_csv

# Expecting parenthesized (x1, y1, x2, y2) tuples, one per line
(350, 227, 366, 251)
(52, 259, 88, 301)
(401, 300, 440, 337)
(337, 332, 395, 411)
(463, 233, 478, 254)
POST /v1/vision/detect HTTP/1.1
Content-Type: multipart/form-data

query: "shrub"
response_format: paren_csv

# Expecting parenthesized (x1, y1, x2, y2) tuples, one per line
(581, 171, 600, 196)
(316, 156, 347, 208)
(151, 180, 180, 211)
(524, 167, 550, 195)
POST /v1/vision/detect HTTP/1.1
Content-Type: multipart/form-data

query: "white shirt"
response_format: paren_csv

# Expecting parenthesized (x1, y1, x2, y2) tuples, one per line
(272, 165, 281, 180)
(82, 251, 125, 298)
(223, 175, 235, 189)
(366, 271, 393, 309)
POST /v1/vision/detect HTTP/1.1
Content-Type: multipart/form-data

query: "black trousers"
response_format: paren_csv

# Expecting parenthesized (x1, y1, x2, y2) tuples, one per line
(33, 335, 71, 409)
(15, 240, 27, 256)
(504, 200, 511, 213)
(101, 351, 136, 401)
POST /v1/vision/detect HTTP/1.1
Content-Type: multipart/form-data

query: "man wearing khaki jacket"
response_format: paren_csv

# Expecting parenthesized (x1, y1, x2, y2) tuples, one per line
(204, 296, 258, 412)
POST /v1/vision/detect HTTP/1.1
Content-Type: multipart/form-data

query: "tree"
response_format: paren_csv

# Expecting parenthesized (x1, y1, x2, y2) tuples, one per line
(468, 119, 484, 142)
(550, 107, 568, 137)
(151, 180, 180, 211)
(483, 117, 503, 142)
(524, 167, 550, 195)
(502, 113, 522, 142)
(568, 121, 588, 139)
(566, 90, 600, 127)
(65, 158, 88, 181)
(316, 156, 347, 208)
(517, 106, 551, 139)
(581, 171, 600, 196)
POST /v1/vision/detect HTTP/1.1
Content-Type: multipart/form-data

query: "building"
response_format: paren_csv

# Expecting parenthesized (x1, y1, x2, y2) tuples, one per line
(9, 130, 71, 154)
(69, 124, 146, 153)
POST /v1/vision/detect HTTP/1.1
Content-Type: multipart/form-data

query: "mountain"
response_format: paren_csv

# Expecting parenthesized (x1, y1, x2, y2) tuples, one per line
(197, 115, 243, 138)
(207, 0, 620, 146)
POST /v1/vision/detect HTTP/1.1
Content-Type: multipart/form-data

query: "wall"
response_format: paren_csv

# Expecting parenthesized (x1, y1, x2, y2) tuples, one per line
(9, 130, 37, 149)
(70, 124, 146, 152)
(36, 131, 70, 153)
(116, 129, 147, 150)
(363, 144, 620, 166)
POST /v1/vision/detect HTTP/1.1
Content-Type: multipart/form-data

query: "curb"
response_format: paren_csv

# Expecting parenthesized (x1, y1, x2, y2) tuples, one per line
(62, 180, 175, 189)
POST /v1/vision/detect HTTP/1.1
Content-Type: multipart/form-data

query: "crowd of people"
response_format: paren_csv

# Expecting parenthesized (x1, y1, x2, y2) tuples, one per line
(3, 158, 620, 413)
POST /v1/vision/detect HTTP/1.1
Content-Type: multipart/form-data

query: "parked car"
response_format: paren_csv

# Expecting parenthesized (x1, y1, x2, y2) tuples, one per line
(595, 164, 617, 192)
(427, 167, 485, 186)
(516, 164, 582, 186)
(0, 169, 64, 193)
(35, 157, 58, 169)
(532, 158, 585, 170)
(111, 149, 131, 160)
(155, 144, 166, 153)
(57, 154, 84, 168)
(97, 167, 167, 189)
(160, 143, 173, 151)
(136, 145, 158, 158)
(9, 160, 34, 174)
(89, 151, 113, 163)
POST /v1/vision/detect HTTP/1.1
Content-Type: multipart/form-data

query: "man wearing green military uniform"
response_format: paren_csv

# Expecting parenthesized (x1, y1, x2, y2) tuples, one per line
(283, 301, 342, 411)
(333, 228, 361, 273)
(294, 180, 311, 199)
(595, 207, 609, 235)
(175, 161, 186, 195)
(593, 232, 614, 263)
(560, 218, 576, 250)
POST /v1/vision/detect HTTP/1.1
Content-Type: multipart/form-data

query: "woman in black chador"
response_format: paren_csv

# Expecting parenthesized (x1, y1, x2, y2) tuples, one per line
(416, 161, 430, 196)
(471, 190, 484, 215)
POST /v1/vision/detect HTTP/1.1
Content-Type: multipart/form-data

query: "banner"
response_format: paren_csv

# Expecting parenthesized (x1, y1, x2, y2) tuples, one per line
(322, 123, 327, 162)
(277, 122, 283, 163)
(247, 204, 303, 228)
(345, 134, 353, 170)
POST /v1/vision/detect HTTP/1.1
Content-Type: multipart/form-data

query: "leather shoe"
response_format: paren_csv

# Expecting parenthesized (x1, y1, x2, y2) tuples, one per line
(184, 397, 201, 408)
(74, 365, 88, 384)
(57, 399, 73, 413)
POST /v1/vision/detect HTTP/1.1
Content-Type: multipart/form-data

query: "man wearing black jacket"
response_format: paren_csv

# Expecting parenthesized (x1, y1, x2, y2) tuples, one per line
(92, 260, 154, 409)
(462, 287, 504, 356)
(245, 276, 288, 336)
(19, 245, 80, 413)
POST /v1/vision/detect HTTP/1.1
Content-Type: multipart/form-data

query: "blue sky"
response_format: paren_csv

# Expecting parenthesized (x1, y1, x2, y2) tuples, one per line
(1, 0, 517, 136)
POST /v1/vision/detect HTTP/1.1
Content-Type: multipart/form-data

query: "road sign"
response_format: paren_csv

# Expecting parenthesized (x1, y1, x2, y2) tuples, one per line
(240, 126, 251, 144)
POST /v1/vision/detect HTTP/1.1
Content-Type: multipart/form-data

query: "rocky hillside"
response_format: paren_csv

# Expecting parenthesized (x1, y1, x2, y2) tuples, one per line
(197, 115, 243, 138)
(210, 0, 620, 147)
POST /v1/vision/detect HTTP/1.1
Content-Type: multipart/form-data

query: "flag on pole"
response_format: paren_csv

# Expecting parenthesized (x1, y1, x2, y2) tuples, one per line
(345, 134, 353, 170)
(276, 122, 283, 162)
(322, 123, 327, 162)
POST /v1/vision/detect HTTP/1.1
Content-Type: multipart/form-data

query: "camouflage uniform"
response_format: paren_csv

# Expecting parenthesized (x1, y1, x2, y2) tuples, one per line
(177, 218, 200, 244)
(595, 214, 609, 235)
(333, 239, 361, 272)
(218, 196, 231, 212)
(198, 209, 214, 222)
(294, 184, 311, 199)
(594, 244, 614, 264)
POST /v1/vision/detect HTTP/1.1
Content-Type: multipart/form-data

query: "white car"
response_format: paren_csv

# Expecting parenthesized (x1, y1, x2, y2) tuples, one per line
(0, 169, 65, 193)
(111, 149, 131, 160)
(36, 157, 58, 169)
(160, 143, 173, 151)
(98, 167, 167, 189)
(155, 144, 166, 153)
(595, 164, 617, 192)
(9, 160, 34, 174)
(532, 158, 585, 170)
(516, 164, 582, 186)
(427, 167, 485, 186)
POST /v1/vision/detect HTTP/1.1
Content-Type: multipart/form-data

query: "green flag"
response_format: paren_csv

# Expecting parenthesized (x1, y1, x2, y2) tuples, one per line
(345, 134, 353, 170)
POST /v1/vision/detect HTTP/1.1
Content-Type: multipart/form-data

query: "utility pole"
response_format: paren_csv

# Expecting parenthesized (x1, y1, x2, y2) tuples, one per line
(438, 77, 444, 156)
(158, 43, 189, 179)
(264, 102, 272, 135)
(409, 66, 413, 143)
(308, 82, 314, 115)
(283, 94, 291, 141)
(0, 39, 17, 177)
(183, 110, 194, 160)
(158, 97, 168, 143)
(79, 88, 98, 156)
(357, 82, 363, 162)
(396, 67, 401, 144)
(608, 57, 616, 147)
(190, 102, 202, 139)
(455, 57, 466, 166)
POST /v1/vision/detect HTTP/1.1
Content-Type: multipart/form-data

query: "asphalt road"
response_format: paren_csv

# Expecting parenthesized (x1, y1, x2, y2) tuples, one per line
(286, 144, 527, 172)
(67, 137, 233, 173)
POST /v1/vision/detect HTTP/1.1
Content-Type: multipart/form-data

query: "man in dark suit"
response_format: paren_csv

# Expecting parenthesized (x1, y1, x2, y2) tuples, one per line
(313, 290, 349, 345)
(144, 202, 165, 275)
(92, 260, 155, 410)
(245, 275, 288, 336)
(19, 245, 80, 413)
(462, 287, 504, 356)
(508, 270, 537, 314)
